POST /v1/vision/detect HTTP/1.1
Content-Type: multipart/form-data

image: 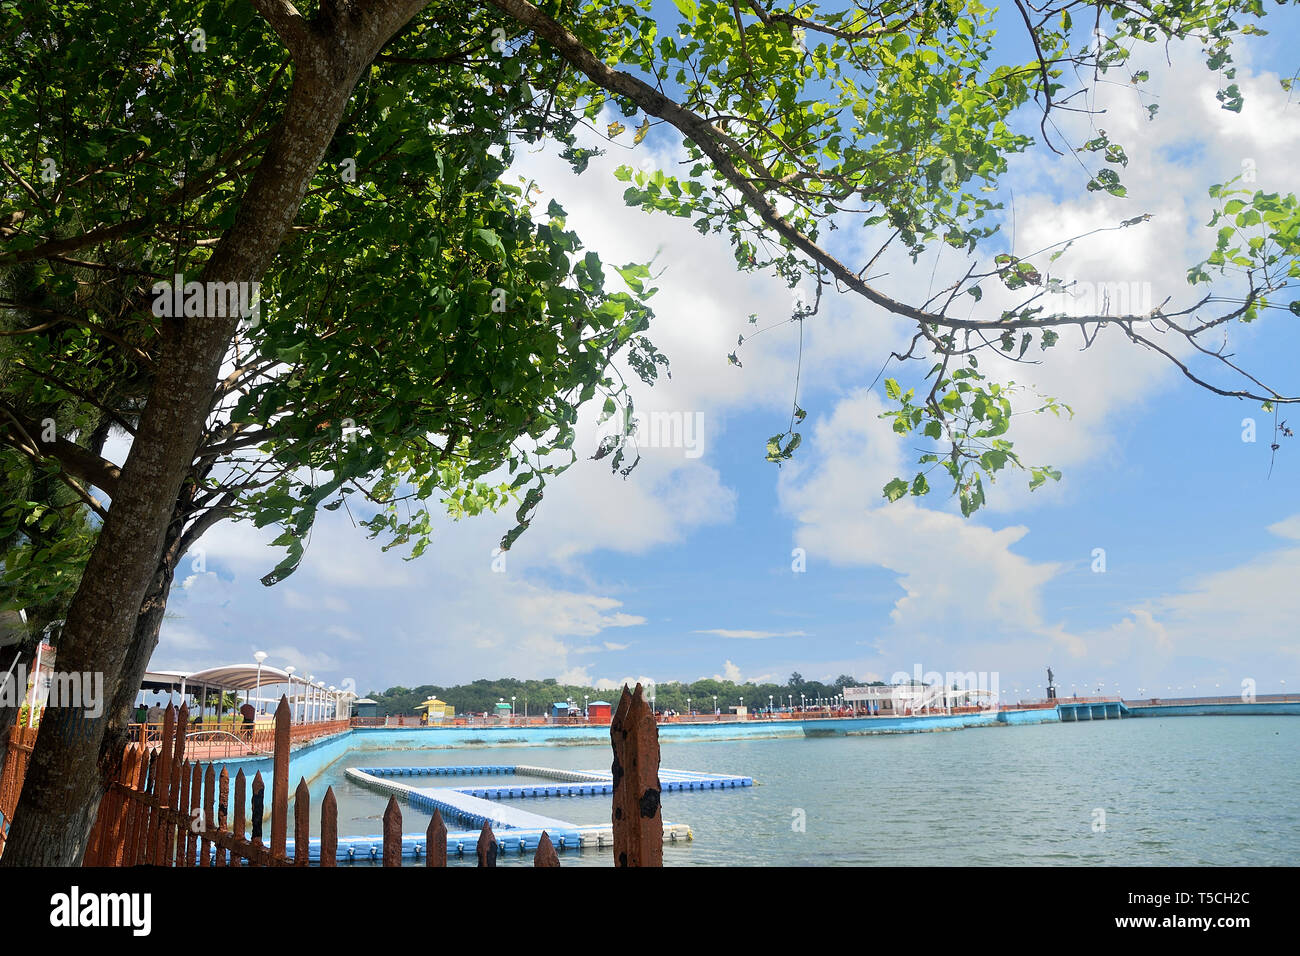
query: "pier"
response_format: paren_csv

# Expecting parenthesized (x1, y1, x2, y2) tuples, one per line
(798, 694, 1299, 736)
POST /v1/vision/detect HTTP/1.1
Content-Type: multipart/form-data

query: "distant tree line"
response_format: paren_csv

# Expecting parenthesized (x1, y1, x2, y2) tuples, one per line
(366, 674, 888, 717)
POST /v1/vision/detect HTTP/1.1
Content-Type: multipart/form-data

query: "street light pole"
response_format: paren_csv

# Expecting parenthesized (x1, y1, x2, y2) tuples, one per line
(253, 651, 268, 715)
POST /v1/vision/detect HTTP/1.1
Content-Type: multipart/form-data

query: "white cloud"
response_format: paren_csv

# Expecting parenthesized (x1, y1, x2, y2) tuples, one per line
(592, 675, 657, 692)
(555, 666, 593, 686)
(781, 389, 1063, 635)
(693, 628, 809, 639)
(282, 590, 349, 614)
(178, 571, 232, 607)
(1044, 514, 1300, 682)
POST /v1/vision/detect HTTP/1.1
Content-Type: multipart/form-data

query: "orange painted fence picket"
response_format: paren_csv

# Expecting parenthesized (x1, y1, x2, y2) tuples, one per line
(5, 684, 665, 867)
(76, 693, 576, 867)
(0, 724, 37, 857)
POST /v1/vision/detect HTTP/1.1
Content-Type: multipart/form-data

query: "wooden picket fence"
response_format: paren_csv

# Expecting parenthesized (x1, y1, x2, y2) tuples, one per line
(0, 724, 38, 858)
(52, 683, 658, 866)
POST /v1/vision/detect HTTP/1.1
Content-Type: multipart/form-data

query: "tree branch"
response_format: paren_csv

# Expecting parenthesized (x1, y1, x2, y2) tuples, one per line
(0, 403, 122, 498)
(250, 0, 313, 60)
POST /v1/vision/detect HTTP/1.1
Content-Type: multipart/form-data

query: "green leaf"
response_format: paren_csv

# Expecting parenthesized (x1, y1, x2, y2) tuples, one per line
(883, 478, 909, 502)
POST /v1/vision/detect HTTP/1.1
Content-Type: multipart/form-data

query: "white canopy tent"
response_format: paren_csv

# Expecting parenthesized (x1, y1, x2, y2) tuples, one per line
(138, 663, 354, 723)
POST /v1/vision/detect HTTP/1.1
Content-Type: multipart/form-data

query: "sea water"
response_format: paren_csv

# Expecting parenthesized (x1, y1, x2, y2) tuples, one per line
(297, 716, 1299, 866)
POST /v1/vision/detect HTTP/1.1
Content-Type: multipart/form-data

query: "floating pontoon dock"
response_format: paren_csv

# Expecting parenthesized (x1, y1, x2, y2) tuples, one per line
(283, 763, 752, 862)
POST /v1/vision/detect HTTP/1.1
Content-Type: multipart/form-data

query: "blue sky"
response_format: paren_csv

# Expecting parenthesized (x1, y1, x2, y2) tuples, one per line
(150, 8, 1300, 702)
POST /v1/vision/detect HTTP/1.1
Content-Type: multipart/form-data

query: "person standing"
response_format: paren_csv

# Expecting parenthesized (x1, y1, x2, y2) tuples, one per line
(145, 698, 164, 743)
(240, 701, 256, 740)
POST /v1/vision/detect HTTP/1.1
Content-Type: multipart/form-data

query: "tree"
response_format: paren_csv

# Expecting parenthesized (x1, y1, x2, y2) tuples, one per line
(3, 0, 1297, 864)
(1, 0, 661, 864)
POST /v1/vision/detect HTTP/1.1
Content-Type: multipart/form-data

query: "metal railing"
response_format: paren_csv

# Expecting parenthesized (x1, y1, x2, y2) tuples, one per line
(127, 717, 350, 760)
(342, 693, 1300, 729)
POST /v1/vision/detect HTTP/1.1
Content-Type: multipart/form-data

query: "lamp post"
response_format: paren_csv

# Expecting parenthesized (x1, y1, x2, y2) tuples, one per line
(253, 651, 268, 714)
(712, 695, 717, 715)
(512, 695, 517, 720)
(285, 666, 296, 722)
(305, 675, 315, 722)
(329, 686, 337, 720)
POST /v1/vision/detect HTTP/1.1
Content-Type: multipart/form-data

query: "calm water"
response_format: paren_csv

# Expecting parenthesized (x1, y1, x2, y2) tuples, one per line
(300, 716, 1300, 866)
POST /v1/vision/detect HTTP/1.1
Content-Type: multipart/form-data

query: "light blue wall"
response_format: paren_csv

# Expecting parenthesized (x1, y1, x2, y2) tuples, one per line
(803, 708, 1060, 736)
(1125, 702, 1300, 718)
(216, 720, 805, 793)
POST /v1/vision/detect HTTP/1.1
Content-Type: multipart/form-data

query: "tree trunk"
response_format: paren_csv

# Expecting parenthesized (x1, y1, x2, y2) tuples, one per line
(95, 532, 180, 795)
(0, 7, 422, 862)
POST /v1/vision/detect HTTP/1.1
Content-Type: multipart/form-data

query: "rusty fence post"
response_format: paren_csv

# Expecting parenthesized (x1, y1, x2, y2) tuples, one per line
(201, 764, 215, 867)
(426, 809, 447, 867)
(610, 683, 663, 867)
(271, 696, 290, 861)
(534, 831, 560, 867)
(476, 821, 497, 867)
(382, 796, 402, 867)
(250, 771, 265, 865)
(186, 761, 201, 866)
(320, 786, 337, 867)
(294, 777, 310, 866)
(233, 769, 247, 864)
(215, 766, 230, 867)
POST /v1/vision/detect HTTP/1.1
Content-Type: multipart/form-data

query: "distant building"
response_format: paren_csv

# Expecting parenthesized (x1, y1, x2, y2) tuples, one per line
(588, 700, 612, 721)
(415, 697, 455, 721)
(843, 682, 995, 714)
(353, 698, 379, 718)
(550, 701, 570, 718)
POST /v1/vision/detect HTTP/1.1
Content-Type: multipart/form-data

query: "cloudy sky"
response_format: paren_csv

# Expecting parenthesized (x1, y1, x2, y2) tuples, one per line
(152, 11, 1300, 701)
